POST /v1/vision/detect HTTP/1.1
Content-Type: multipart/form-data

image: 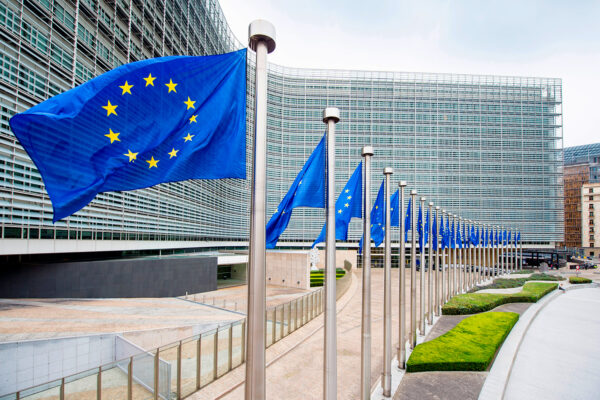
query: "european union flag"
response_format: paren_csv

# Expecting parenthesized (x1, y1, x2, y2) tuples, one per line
(266, 135, 326, 248)
(439, 214, 446, 249)
(517, 231, 521, 244)
(417, 203, 423, 251)
(450, 219, 456, 249)
(312, 162, 362, 247)
(404, 198, 412, 243)
(359, 180, 385, 253)
(457, 220, 462, 249)
(10, 49, 247, 222)
(390, 190, 400, 227)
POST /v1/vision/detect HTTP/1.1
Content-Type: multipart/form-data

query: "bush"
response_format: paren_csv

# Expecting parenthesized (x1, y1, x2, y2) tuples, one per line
(406, 312, 519, 372)
(470, 273, 564, 292)
(310, 268, 346, 287)
(569, 276, 592, 284)
(442, 282, 557, 315)
(513, 269, 537, 274)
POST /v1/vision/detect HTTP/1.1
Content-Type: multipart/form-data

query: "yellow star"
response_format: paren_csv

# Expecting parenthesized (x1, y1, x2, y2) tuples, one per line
(183, 133, 194, 142)
(189, 115, 197, 123)
(146, 156, 159, 168)
(165, 79, 177, 93)
(168, 148, 179, 158)
(119, 81, 133, 95)
(123, 150, 138, 162)
(104, 128, 120, 143)
(184, 97, 196, 110)
(144, 73, 156, 87)
(102, 100, 118, 117)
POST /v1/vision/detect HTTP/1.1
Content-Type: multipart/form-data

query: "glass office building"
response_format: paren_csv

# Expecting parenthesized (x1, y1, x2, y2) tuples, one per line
(0, 0, 563, 256)
(564, 143, 600, 183)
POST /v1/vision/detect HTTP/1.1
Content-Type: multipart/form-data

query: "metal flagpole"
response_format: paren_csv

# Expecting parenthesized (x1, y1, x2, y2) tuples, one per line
(500, 226, 504, 276)
(410, 190, 418, 349)
(361, 146, 374, 400)
(323, 107, 339, 400)
(419, 196, 426, 335)
(513, 229, 517, 273)
(435, 206, 440, 316)
(482, 223, 487, 284)
(382, 167, 393, 397)
(441, 210, 447, 303)
(458, 216, 463, 294)
(398, 181, 407, 368)
(519, 233, 523, 271)
(427, 202, 433, 325)
(452, 214, 457, 297)
(246, 20, 275, 400)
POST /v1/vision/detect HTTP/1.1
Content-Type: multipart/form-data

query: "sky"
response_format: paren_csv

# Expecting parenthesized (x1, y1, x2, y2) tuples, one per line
(219, 0, 600, 148)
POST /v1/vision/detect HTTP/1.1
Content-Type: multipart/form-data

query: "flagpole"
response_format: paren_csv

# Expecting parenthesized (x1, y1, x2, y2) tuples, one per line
(435, 206, 440, 316)
(427, 202, 433, 325)
(458, 216, 463, 294)
(323, 107, 339, 400)
(398, 181, 407, 368)
(519, 233, 523, 271)
(452, 214, 457, 297)
(419, 197, 426, 335)
(361, 146, 374, 400)
(410, 190, 417, 349)
(382, 167, 393, 396)
(441, 209, 447, 304)
(246, 20, 276, 400)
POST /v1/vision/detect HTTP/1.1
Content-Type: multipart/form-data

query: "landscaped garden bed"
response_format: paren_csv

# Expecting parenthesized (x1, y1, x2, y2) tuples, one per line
(310, 268, 346, 287)
(443, 282, 557, 315)
(569, 276, 592, 284)
(470, 273, 564, 292)
(406, 311, 519, 372)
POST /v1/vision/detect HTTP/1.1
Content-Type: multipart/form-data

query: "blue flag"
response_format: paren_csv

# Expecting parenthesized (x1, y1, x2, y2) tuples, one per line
(266, 135, 326, 248)
(404, 198, 412, 243)
(457, 220, 462, 249)
(450, 219, 456, 249)
(440, 214, 446, 249)
(484, 227, 488, 247)
(432, 211, 438, 251)
(425, 208, 430, 246)
(390, 190, 400, 227)
(312, 162, 362, 247)
(417, 204, 423, 251)
(517, 231, 521, 244)
(10, 49, 248, 222)
(359, 180, 385, 253)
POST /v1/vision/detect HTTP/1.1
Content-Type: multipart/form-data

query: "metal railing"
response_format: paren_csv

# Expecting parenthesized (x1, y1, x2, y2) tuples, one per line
(2, 288, 325, 400)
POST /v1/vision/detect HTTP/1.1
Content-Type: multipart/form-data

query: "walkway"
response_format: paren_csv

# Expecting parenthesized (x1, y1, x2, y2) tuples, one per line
(503, 287, 600, 400)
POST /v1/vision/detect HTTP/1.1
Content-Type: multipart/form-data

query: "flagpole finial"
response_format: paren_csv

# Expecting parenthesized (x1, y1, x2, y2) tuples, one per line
(323, 107, 340, 123)
(383, 167, 393, 175)
(249, 20, 276, 53)
(420, 197, 426, 202)
(361, 146, 374, 157)
(399, 180, 407, 187)
(429, 202, 433, 207)
(436, 206, 440, 210)
(410, 189, 417, 195)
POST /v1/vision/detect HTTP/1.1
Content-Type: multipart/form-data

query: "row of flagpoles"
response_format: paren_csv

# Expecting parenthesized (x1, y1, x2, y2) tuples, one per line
(246, 20, 523, 400)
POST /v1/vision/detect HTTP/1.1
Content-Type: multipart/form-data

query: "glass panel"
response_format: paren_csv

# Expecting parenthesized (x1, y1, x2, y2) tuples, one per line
(64, 370, 98, 399)
(159, 343, 178, 397)
(217, 328, 229, 377)
(180, 338, 198, 397)
(199, 331, 216, 387)
(101, 362, 128, 399)
(19, 378, 61, 400)
(231, 323, 243, 368)
(131, 353, 154, 399)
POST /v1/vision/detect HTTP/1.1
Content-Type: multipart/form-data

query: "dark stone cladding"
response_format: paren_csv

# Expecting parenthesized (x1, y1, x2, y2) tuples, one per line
(0, 256, 217, 298)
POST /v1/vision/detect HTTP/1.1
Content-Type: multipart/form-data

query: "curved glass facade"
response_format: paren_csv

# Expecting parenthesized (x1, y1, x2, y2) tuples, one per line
(0, 0, 563, 254)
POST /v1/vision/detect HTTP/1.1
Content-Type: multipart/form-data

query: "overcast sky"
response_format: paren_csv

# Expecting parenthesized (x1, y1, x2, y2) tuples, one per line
(220, 0, 599, 148)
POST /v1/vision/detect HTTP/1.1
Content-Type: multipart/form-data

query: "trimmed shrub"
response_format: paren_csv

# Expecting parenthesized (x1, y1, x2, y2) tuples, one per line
(469, 273, 563, 292)
(406, 311, 519, 372)
(442, 282, 557, 315)
(569, 276, 592, 284)
(310, 268, 346, 287)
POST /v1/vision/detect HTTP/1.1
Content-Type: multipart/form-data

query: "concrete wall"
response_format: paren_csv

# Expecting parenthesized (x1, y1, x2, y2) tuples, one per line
(230, 263, 247, 281)
(266, 251, 310, 289)
(0, 256, 217, 298)
(316, 249, 357, 271)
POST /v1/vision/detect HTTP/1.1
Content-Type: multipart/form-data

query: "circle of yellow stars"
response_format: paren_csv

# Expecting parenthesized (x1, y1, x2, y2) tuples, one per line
(102, 73, 199, 169)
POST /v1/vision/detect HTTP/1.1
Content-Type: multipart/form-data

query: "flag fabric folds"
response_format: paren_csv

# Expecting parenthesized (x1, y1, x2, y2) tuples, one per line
(390, 190, 400, 227)
(432, 211, 438, 251)
(440, 214, 447, 249)
(450, 219, 456, 249)
(404, 198, 412, 242)
(10, 49, 248, 222)
(266, 135, 326, 248)
(457, 220, 462, 249)
(312, 162, 362, 247)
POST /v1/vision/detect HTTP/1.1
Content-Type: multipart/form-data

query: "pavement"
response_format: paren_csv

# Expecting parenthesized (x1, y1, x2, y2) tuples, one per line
(503, 286, 600, 400)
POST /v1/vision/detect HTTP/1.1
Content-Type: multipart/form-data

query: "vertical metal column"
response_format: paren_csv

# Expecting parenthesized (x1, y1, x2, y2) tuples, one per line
(519, 234, 523, 271)
(478, 223, 482, 284)
(419, 196, 426, 335)
(382, 167, 393, 397)
(361, 146, 374, 400)
(398, 181, 407, 368)
(410, 190, 417, 349)
(458, 216, 463, 294)
(441, 210, 447, 303)
(246, 20, 276, 400)
(323, 107, 339, 400)
(452, 214, 458, 296)
(427, 202, 433, 325)
(434, 206, 440, 316)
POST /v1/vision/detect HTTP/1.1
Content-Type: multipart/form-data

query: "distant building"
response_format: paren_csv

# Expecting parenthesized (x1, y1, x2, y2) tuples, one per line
(581, 183, 600, 257)
(563, 143, 600, 250)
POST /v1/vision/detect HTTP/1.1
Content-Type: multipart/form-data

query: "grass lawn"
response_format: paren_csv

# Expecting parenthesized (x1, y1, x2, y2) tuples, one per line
(569, 276, 592, 284)
(443, 282, 557, 315)
(470, 273, 564, 292)
(310, 268, 346, 287)
(406, 311, 519, 372)
(512, 268, 537, 274)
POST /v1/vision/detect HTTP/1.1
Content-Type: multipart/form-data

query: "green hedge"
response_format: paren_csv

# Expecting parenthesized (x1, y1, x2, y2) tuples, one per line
(569, 276, 592, 284)
(406, 311, 519, 372)
(470, 273, 563, 292)
(310, 268, 346, 287)
(442, 282, 557, 315)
